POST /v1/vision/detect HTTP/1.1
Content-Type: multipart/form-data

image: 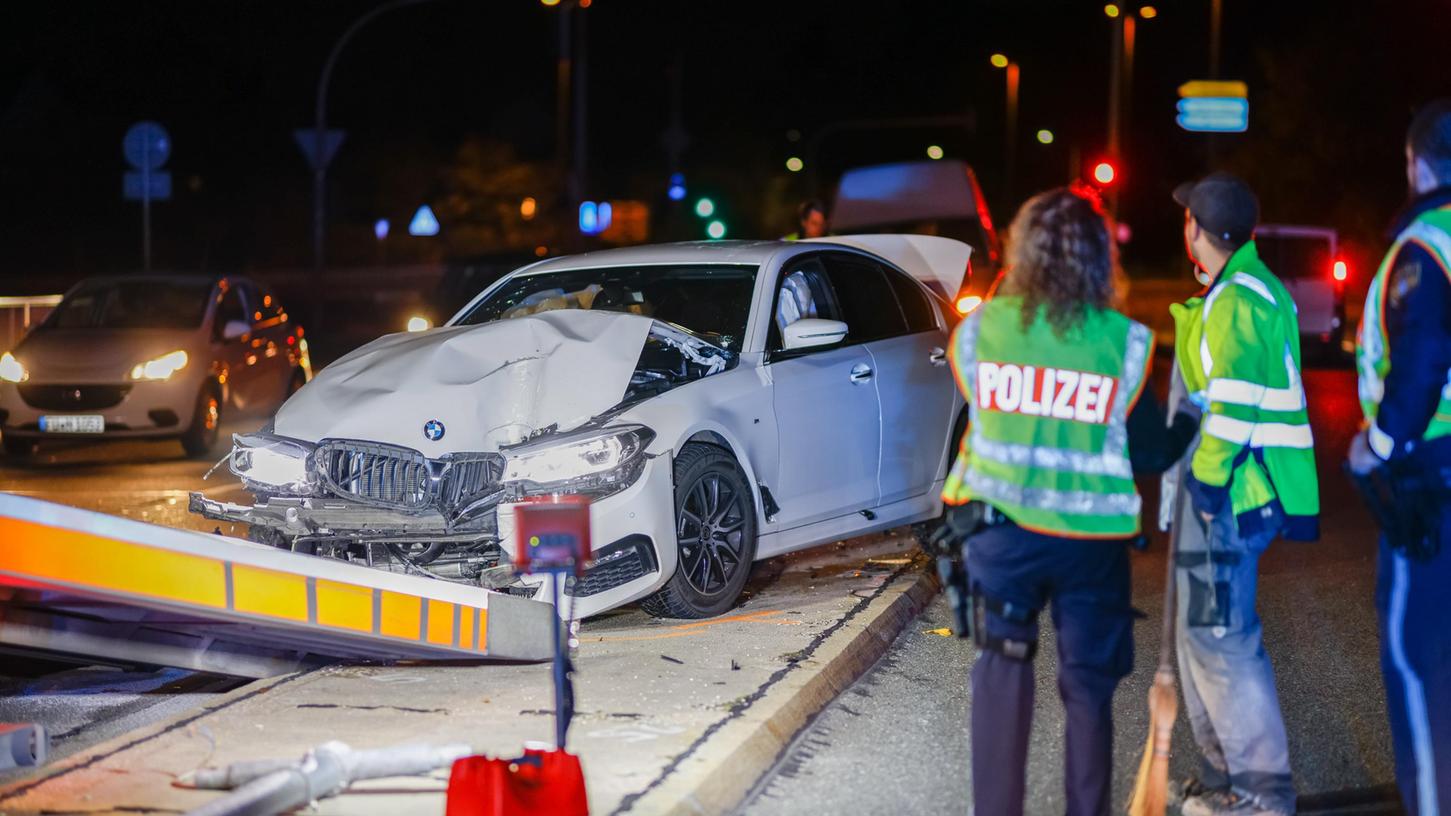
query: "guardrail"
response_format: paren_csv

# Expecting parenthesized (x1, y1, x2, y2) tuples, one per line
(0, 295, 62, 352)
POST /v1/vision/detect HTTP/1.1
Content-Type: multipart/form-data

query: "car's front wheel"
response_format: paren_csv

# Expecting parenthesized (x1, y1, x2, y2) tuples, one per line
(640, 443, 758, 619)
(180, 386, 221, 459)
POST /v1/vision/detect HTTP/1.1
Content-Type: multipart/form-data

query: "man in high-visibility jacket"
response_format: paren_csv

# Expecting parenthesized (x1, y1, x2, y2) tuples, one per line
(1168, 173, 1319, 816)
(1348, 98, 1451, 816)
(943, 187, 1195, 816)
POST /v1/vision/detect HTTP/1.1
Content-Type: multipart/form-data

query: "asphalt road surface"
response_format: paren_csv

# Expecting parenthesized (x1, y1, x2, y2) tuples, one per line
(740, 367, 1402, 815)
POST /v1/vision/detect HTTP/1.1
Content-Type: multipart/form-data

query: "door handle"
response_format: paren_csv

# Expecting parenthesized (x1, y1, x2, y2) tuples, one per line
(929, 347, 948, 366)
(849, 363, 874, 383)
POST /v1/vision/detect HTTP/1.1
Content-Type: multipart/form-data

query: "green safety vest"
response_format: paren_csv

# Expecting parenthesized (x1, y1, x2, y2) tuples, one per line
(942, 295, 1153, 538)
(1173, 240, 1319, 539)
(1357, 205, 1451, 454)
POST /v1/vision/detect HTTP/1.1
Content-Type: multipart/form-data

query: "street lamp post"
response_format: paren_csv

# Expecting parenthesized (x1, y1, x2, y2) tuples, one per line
(1103, 4, 1153, 217)
(312, 0, 439, 275)
(991, 54, 1020, 206)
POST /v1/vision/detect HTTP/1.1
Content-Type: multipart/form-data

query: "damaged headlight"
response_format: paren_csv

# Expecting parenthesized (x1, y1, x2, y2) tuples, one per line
(229, 432, 317, 495)
(501, 424, 655, 498)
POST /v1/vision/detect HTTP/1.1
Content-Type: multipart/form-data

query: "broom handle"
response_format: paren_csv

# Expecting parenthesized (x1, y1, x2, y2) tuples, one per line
(1158, 454, 1189, 675)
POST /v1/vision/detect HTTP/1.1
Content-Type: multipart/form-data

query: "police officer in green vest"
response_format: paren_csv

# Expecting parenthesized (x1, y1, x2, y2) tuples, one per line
(1347, 98, 1451, 816)
(1169, 172, 1319, 816)
(943, 187, 1195, 816)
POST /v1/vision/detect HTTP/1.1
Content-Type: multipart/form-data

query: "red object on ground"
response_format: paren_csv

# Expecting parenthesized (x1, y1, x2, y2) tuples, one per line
(446, 748, 589, 816)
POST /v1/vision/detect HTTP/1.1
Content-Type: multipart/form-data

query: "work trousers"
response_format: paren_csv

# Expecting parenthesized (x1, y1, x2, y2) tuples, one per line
(965, 523, 1134, 816)
(1377, 530, 1451, 816)
(1175, 506, 1295, 812)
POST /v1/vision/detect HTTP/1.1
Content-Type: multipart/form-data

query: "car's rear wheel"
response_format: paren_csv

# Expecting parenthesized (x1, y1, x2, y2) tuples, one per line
(180, 386, 222, 459)
(2, 435, 34, 460)
(640, 443, 758, 619)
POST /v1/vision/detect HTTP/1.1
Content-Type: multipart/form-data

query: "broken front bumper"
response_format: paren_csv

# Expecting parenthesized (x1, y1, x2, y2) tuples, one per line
(188, 493, 494, 541)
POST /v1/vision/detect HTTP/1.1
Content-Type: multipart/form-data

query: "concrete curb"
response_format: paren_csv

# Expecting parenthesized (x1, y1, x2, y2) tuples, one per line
(615, 561, 938, 816)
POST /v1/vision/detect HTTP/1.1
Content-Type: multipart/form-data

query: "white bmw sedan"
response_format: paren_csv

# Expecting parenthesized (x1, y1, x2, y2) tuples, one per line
(191, 237, 969, 619)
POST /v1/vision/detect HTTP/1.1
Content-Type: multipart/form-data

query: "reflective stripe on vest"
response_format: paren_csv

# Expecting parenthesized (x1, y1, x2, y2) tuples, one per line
(1358, 211, 1451, 436)
(1197, 268, 1311, 451)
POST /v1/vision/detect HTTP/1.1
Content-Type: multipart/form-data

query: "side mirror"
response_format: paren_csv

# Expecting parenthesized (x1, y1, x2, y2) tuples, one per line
(783, 318, 849, 351)
(222, 320, 250, 341)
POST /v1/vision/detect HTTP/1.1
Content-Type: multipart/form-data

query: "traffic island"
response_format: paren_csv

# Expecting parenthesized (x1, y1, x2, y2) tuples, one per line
(0, 531, 936, 815)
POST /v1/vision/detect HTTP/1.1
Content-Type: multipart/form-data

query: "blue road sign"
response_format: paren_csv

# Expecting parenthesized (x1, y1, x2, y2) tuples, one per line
(123, 122, 171, 171)
(408, 205, 439, 237)
(293, 129, 346, 171)
(124, 171, 172, 201)
(1177, 97, 1249, 133)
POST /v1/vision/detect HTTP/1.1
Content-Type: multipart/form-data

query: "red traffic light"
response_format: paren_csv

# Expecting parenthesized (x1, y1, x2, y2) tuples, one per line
(1092, 161, 1117, 185)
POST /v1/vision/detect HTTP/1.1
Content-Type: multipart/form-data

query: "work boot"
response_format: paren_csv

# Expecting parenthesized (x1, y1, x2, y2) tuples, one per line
(1171, 777, 1225, 808)
(1180, 789, 1292, 816)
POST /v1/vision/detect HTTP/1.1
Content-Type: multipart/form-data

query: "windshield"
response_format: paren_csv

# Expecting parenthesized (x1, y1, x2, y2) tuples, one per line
(46, 280, 213, 330)
(1255, 234, 1333, 280)
(455, 264, 758, 351)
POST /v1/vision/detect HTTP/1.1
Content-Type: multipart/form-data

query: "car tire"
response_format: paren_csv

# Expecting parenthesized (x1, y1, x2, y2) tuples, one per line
(640, 443, 758, 619)
(180, 385, 222, 459)
(2, 435, 34, 460)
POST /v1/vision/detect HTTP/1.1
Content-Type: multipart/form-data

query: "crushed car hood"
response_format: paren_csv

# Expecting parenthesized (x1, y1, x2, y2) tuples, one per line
(275, 310, 658, 454)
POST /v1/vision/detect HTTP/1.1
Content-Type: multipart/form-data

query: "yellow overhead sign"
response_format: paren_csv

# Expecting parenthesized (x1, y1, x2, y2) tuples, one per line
(1178, 80, 1249, 99)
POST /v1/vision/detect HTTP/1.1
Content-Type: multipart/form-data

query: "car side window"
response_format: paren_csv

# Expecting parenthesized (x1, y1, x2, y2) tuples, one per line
(882, 265, 939, 333)
(768, 257, 841, 351)
(214, 285, 245, 339)
(819, 254, 908, 343)
(238, 282, 265, 324)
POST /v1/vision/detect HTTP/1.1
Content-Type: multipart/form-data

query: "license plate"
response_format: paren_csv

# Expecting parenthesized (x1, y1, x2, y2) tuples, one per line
(39, 415, 104, 433)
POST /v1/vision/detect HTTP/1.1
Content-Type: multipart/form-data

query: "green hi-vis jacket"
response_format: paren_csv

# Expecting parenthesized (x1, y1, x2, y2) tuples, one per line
(942, 295, 1153, 538)
(1173, 241, 1319, 540)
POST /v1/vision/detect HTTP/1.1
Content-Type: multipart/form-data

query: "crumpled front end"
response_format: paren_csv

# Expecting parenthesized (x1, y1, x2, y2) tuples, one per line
(191, 422, 659, 589)
(190, 310, 738, 611)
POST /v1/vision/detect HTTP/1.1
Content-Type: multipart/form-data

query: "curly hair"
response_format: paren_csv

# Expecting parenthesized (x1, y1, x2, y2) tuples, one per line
(999, 187, 1121, 337)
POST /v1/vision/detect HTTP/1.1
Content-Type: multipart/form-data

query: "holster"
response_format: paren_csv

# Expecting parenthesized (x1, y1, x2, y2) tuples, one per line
(1351, 436, 1451, 561)
(972, 589, 1038, 661)
(926, 502, 1019, 644)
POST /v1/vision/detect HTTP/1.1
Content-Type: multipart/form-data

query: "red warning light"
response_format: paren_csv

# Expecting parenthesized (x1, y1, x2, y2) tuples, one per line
(1332, 260, 1348, 281)
(1092, 161, 1117, 185)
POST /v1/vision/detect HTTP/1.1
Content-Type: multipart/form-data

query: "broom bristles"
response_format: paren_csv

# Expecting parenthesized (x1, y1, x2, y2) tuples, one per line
(1126, 674, 1178, 816)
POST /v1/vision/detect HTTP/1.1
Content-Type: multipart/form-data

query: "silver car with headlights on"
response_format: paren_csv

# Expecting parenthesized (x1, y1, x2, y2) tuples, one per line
(0, 275, 311, 460)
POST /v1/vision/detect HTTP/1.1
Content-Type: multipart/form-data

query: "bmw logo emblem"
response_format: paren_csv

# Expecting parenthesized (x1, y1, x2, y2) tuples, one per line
(423, 419, 446, 441)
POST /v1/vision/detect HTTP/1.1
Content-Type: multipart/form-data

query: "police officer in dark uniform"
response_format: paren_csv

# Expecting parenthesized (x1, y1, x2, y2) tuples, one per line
(940, 187, 1195, 816)
(1348, 98, 1451, 816)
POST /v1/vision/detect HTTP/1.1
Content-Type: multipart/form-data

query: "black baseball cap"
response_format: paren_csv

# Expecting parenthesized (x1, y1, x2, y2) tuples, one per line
(1173, 172, 1259, 246)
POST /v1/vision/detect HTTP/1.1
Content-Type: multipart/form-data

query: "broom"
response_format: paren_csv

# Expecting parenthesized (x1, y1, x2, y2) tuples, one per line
(1126, 454, 1187, 816)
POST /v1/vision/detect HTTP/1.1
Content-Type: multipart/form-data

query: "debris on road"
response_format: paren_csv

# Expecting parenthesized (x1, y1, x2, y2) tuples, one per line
(179, 740, 472, 816)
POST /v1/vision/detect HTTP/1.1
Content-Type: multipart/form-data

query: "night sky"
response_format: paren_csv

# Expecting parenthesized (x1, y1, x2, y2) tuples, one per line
(2, 1, 1448, 285)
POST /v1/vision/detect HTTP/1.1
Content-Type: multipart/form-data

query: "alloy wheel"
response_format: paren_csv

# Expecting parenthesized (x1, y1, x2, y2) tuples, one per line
(677, 473, 748, 597)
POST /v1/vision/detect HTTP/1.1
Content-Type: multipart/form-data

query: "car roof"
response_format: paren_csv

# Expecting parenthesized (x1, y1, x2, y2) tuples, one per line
(516, 240, 787, 275)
